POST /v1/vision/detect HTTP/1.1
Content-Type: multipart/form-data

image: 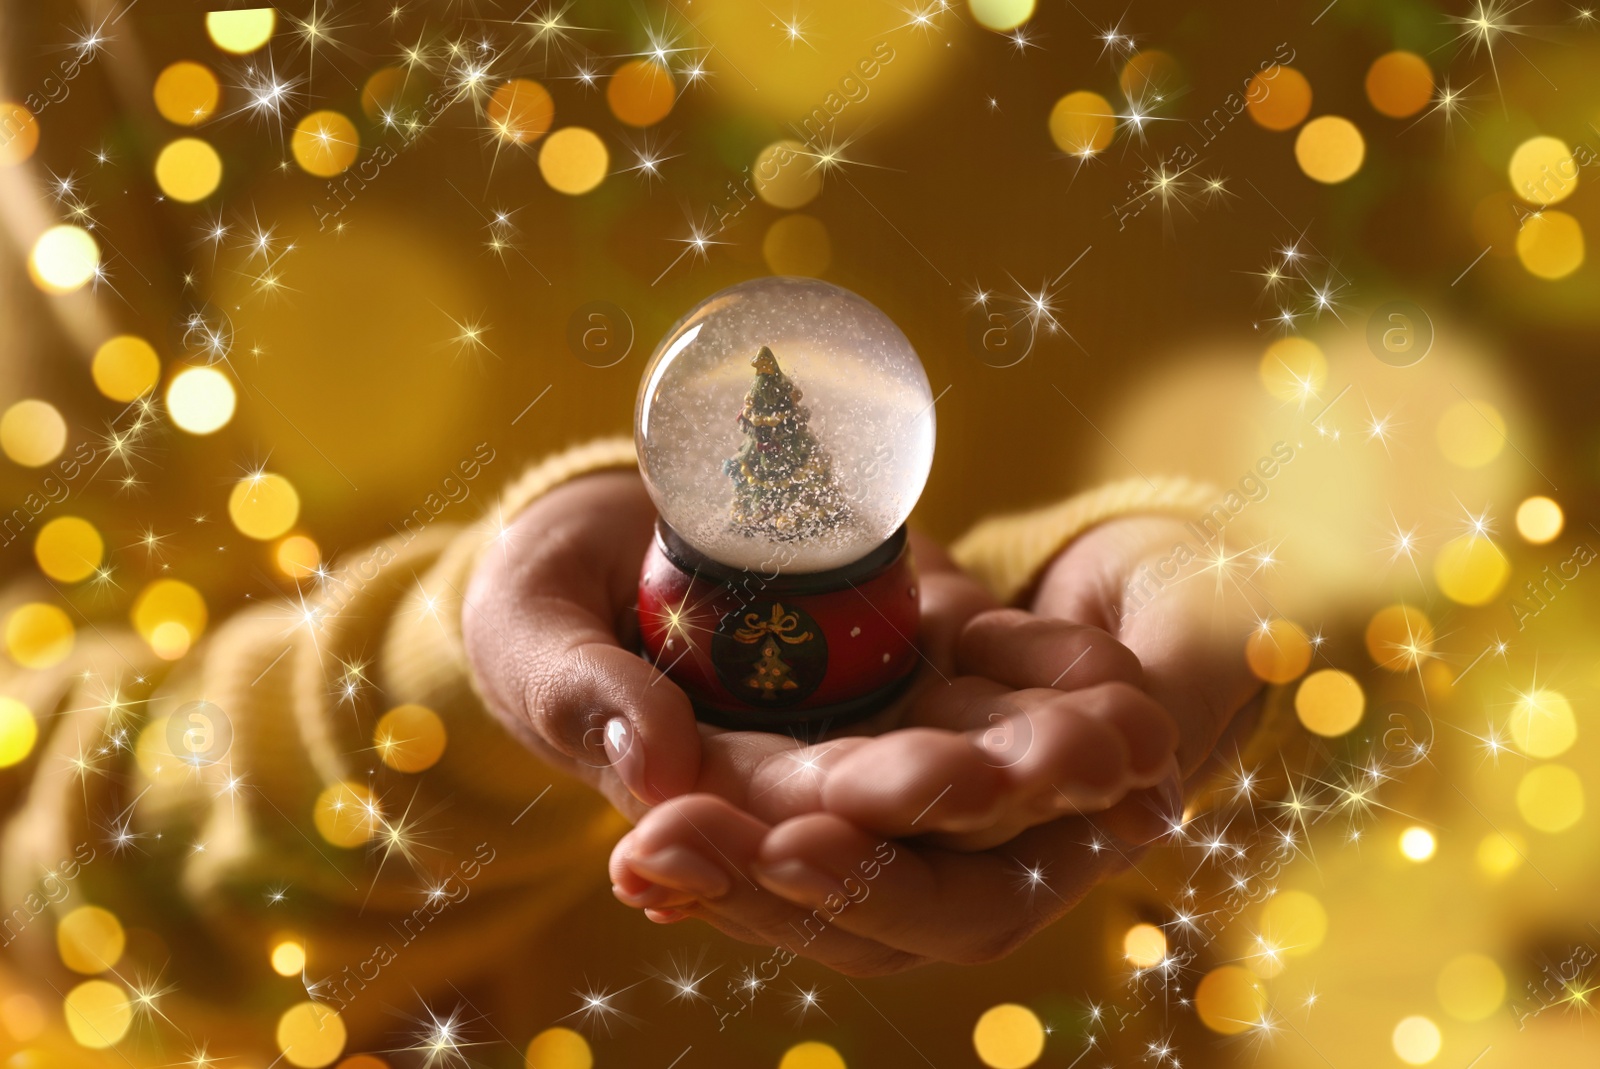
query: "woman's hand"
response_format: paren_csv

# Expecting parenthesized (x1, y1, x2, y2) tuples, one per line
(462, 472, 1176, 837)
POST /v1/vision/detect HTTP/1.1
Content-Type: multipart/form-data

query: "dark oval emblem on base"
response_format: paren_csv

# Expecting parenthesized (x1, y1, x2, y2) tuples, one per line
(711, 600, 829, 708)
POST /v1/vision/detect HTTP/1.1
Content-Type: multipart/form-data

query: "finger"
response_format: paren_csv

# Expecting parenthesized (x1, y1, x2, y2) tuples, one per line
(754, 811, 1124, 964)
(611, 795, 926, 975)
(955, 608, 1143, 692)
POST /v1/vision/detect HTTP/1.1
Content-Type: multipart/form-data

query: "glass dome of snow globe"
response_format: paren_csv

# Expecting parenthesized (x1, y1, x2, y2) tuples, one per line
(636, 277, 935, 574)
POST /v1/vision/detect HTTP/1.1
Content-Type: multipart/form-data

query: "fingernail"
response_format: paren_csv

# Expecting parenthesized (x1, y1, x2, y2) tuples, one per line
(613, 881, 694, 909)
(646, 908, 687, 924)
(753, 860, 838, 909)
(628, 847, 731, 899)
(604, 717, 650, 803)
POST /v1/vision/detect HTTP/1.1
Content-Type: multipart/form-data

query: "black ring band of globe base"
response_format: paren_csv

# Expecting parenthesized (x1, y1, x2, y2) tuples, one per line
(634, 277, 935, 734)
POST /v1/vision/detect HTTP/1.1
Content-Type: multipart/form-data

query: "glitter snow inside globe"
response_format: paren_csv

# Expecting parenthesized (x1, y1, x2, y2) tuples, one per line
(635, 277, 935, 732)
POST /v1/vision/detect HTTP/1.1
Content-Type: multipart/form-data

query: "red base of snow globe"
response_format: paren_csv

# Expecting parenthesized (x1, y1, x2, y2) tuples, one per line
(638, 520, 921, 733)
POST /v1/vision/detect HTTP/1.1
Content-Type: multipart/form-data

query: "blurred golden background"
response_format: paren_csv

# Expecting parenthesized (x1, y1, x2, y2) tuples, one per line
(1, 0, 1598, 1066)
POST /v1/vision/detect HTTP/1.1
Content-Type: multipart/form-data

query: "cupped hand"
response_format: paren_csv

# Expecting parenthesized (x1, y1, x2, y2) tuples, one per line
(462, 472, 1173, 840)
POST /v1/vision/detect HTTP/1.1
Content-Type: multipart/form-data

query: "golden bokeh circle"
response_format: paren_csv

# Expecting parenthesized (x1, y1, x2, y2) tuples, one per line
(1365, 52, 1433, 118)
(754, 139, 822, 209)
(1295, 116, 1365, 183)
(154, 61, 221, 125)
(63, 980, 132, 1049)
(1194, 965, 1265, 1034)
(35, 517, 104, 583)
(971, 1003, 1045, 1068)
(763, 214, 832, 277)
(969, 0, 1036, 32)
(1258, 336, 1326, 403)
(292, 111, 360, 177)
(538, 127, 609, 195)
(277, 1001, 348, 1068)
(525, 1027, 593, 1069)
(1245, 618, 1312, 683)
(488, 79, 555, 144)
(131, 579, 208, 648)
(1435, 398, 1504, 468)
(276, 534, 322, 579)
(1246, 66, 1312, 131)
(229, 473, 301, 541)
(1476, 832, 1523, 878)
(314, 781, 379, 847)
(1259, 889, 1327, 957)
(92, 335, 162, 401)
(166, 365, 237, 434)
(5, 603, 75, 669)
(155, 137, 224, 202)
(1516, 763, 1584, 833)
(1399, 826, 1436, 861)
(1047, 90, 1115, 155)
(375, 704, 448, 773)
(1122, 923, 1167, 968)
(1510, 136, 1577, 205)
(207, 9, 276, 54)
(1119, 50, 1182, 103)
(1509, 688, 1577, 759)
(272, 940, 306, 977)
(1514, 496, 1563, 544)
(1364, 604, 1434, 672)
(57, 906, 125, 974)
(1436, 953, 1505, 1022)
(0, 697, 38, 768)
(29, 225, 100, 294)
(1433, 534, 1509, 606)
(0, 102, 40, 166)
(1, 399, 68, 467)
(1295, 669, 1364, 737)
(1391, 1015, 1441, 1065)
(1516, 210, 1584, 280)
(606, 60, 675, 127)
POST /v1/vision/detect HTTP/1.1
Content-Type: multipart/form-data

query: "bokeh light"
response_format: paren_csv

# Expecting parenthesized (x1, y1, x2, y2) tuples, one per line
(606, 60, 675, 127)
(1391, 1015, 1442, 1064)
(1509, 688, 1576, 759)
(1476, 832, 1524, 878)
(779, 1041, 847, 1069)
(1194, 965, 1265, 1034)
(206, 8, 276, 53)
(1245, 618, 1312, 683)
(1246, 66, 1311, 131)
(277, 1001, 347, 1068)
(763, 214, 832, 277)
(1435, 399, 1505, 468)
(1259, 889, 1327, 957)
(28, 225, 100, 294)
(1516, 210, 1584, 280)
(1365, 604, 1435, 672)
(276, 534, 322, 579)
(92, 335, 162, 401)
(153, 61, 220, 125)
(1, 399, 68, 466)
(1295, 116, 1365, 183)
(271, 940, 306, 977)
(525, 1027, 592, 1069)
(1258, 336, 1326, 403)
(0, 102, 40, 166)
(1399, 826, 1437, 862)
(969, 0, 1036, 32)
(1516, 763, 1584, 833)
(57, 906, 125, 974)
(292, 111, 360, 177)
(155, 137, 224, 202)
(1119, 51, 1182, 103)
(971, 1003, 1045, 1068)
(0, 697, 38, 768)
(1047, 91, 1115, 155)
(375, 704, 448, 773)
(1365, 52, 1433, 118)
(538, 127, 609, 195)
(1123, 922, 1167, 967)
(1514, 495, 1563, 543)
(1433, 534, 1509, 606)
(1294, 669, 1364, 737)
(166, 366, 237, 434)
(34, 516, 104, 583)
(4, 603, 75, 669)
(314, 781, 379, 847)
(1436, 953, 1505, 1021)
(1509, 136, 1577, 205)
(754, 139, 821, 209)
(230, 473, 301, 541)
(63, 980, 131, 1048)
(131, 579, 208, 653)
(488, 79, 554, 144)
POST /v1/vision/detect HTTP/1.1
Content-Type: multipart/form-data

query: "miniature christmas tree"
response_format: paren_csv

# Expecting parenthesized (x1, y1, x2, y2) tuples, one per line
(724, 346, 851, 541)
(747, 636, 800, 697)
